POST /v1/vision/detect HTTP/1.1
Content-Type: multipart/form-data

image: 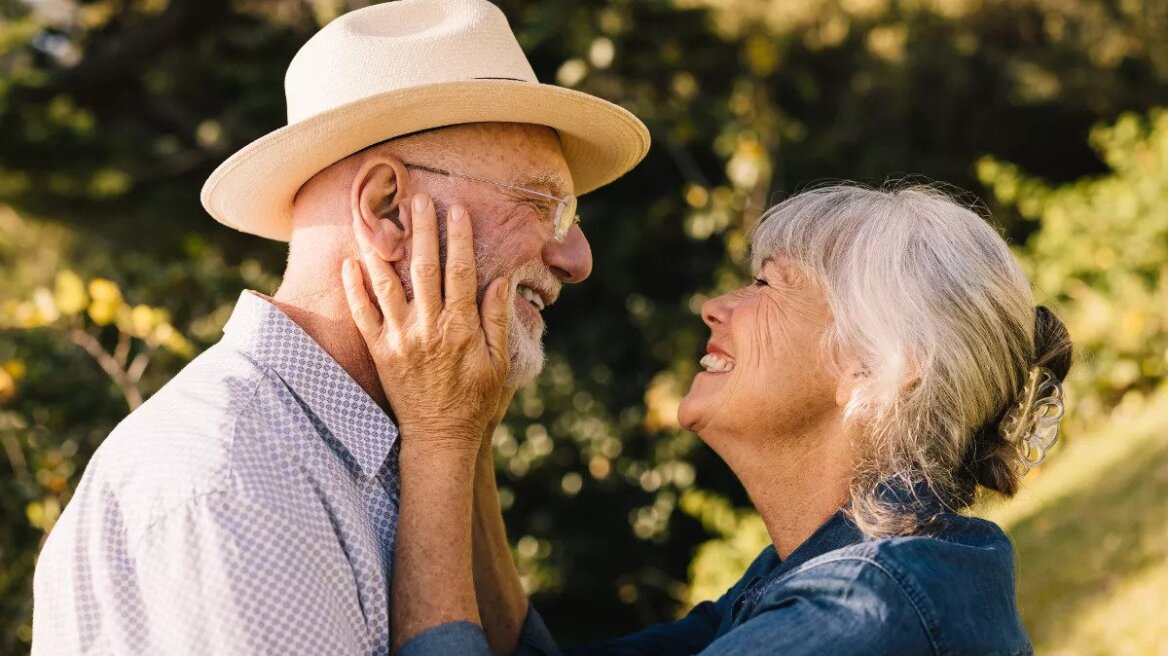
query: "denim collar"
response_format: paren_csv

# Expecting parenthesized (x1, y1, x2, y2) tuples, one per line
(775, 509, 866, 575)
(729, 509, 864, 623)
(754, 481, 945, 579)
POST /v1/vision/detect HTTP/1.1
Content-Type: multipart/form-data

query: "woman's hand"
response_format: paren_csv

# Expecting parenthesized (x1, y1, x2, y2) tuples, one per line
(342, 192, 513, 452)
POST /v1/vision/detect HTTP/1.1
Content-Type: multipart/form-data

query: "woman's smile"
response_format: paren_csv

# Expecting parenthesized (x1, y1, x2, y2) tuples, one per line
(699, 342, 736, 373)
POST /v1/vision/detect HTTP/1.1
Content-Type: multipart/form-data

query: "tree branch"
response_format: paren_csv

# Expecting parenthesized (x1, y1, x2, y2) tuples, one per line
(68, 327, 143, 410)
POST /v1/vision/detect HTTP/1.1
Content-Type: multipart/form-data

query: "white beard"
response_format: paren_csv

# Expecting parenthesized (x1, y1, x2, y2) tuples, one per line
(395, 218, 554, 388)
(506, 303, 546, 388)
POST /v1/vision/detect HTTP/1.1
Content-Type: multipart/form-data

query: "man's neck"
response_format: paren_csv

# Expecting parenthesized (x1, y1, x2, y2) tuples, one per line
(268, 277, 390, 413)
(727, 421, 853, 561)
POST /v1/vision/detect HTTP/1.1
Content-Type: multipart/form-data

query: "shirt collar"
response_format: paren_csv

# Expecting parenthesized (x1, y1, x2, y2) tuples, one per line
(222, 291, 398, 480)
(775, 506, 868, 571)
(775, 509, 866, 575)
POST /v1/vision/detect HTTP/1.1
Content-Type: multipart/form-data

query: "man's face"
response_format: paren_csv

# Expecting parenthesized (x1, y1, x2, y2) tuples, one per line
(394, 123, 592, 387)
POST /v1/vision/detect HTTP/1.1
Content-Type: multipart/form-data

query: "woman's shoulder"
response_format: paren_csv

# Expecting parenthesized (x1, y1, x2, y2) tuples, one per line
(847, 514, 1019, 585)
(750, 515, 1030, 655)
(797, 514, 1021, 613)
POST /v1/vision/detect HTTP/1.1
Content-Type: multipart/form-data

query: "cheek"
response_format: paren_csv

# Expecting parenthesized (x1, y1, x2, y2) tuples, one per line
(476, 208, 543, 255)
(722, 301, 835, 426)
(731, 298, 792, 385)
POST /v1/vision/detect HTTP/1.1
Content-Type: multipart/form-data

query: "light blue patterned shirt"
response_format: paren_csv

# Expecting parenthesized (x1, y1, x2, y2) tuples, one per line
(33, 291, 401, 655)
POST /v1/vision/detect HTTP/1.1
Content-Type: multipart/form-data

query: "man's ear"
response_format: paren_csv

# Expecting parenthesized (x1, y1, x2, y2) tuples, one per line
(351, 156, 410, 261)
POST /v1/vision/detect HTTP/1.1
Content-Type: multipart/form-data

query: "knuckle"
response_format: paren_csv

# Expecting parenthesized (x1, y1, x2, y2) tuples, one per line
(372, 276, 395, 296)
(416, 323, 438, 343)
(447, 261, 475, 279)
(413, 261, 441, 279)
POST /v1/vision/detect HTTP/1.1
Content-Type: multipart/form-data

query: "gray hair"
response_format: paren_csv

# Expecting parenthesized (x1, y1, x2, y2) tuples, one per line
(750, 183, 1070, 536)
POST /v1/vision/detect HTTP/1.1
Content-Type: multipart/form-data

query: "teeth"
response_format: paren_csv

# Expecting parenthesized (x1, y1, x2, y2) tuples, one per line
(518, 286, 545, 311)
(700, 353, 735, 373)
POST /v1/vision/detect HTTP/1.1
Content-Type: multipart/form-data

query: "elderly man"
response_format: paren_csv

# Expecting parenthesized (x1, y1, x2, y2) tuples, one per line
(31, 1, 648, 654)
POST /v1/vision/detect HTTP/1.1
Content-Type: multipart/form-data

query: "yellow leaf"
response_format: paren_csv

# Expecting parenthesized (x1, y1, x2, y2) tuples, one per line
(158, 324, 195, 359)
(2, 359, 26, 380)
(32, 288, 59, 324)
(13, 301, 49, 328)
(87, 278, 122, 304)
(0, 367, 15, 404)
(130, 304, 155, 338)
(26, 497, 60, 532)
(87, 278, 123, 326)
(54, 270, 88, 315)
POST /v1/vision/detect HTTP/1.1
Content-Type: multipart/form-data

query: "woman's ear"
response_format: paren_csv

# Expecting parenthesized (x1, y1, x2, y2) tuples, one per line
(835, 359, 868, 408)
(834, 351, 920, 408)
(351, 156, 410, 262)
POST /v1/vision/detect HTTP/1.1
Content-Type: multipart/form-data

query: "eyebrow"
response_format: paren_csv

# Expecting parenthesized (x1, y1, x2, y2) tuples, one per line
(514, 171, 570, 199)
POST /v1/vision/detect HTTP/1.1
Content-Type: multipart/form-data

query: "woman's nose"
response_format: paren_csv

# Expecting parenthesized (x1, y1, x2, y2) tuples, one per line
(543, 224, 592, 284)
(701, 294, 732, 328)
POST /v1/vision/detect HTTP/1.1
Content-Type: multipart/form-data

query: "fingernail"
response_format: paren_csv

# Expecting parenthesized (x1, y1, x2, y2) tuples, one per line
(413, 194, 427, 213)
(498, 280, 509, 299)
(450, 205, 464, 222)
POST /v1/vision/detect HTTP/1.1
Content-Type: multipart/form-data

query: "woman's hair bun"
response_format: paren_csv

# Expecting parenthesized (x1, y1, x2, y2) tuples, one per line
(967, 306, 1073, 498)
(1034, 305, 1073, 383)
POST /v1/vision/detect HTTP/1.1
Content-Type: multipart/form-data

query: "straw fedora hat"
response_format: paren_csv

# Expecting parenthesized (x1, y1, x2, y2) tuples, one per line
(200, 0, 650, 241)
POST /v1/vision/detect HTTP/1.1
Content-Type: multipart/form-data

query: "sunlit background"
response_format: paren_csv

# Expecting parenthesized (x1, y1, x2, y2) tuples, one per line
(2, 0, 1166, 653)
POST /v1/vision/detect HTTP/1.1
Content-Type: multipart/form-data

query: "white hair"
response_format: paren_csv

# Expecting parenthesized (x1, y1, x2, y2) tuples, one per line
(750, 183, 1055, 536)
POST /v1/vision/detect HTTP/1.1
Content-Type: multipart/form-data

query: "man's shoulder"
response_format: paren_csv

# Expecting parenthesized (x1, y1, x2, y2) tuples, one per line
(101, 341, 268, 461)
(75, 341, 309, 538)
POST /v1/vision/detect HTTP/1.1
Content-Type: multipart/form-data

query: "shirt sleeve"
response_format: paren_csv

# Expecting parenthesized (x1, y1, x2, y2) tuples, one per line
(514, 604, 560, 655)
(398, 604, 558, 656)
(398, 622, 493, 656)
(128, 491, 368, 654)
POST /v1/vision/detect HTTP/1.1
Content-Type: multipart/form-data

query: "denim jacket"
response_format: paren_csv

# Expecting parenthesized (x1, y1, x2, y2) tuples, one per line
(401, 510, 1033, 656)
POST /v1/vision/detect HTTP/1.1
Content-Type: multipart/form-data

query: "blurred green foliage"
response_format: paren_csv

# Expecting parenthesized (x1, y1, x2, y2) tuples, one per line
(2, 0, 1167, 652)
(979, 110, 1168, 428)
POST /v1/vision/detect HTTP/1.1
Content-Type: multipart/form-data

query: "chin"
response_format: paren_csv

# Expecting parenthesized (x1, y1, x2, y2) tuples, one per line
(677, 393, 706, 433)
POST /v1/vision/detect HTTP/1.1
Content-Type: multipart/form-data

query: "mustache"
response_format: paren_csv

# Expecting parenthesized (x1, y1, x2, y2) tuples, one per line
(471, 237, 561, 304)
(507, 259, 561, 305)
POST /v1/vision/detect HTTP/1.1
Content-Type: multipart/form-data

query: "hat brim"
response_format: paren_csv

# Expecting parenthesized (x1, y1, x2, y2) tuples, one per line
(200, 79, 650, 241)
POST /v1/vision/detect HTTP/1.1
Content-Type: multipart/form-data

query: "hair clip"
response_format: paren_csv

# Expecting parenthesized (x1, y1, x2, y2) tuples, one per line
(999, 366, 1065, 468)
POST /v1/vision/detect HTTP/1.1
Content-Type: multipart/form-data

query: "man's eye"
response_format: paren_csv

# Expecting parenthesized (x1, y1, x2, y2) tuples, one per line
(754, 277, 769, 287)
(515, 197, 551, 216)
(530, 199, 554, 215)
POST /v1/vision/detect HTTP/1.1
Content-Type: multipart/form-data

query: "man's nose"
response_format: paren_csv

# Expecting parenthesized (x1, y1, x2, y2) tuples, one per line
(542, 224, 592, 284)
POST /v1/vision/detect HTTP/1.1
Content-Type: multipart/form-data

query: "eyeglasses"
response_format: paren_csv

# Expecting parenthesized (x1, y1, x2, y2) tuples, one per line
(403, 162, 579, 242)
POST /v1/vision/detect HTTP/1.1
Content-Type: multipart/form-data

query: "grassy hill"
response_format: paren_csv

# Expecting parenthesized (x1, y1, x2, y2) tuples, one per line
(978, 392, 1168, 655)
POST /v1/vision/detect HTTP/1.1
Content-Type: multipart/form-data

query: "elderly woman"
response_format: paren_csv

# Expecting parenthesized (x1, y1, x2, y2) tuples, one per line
(341, 184, 1072, 655)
